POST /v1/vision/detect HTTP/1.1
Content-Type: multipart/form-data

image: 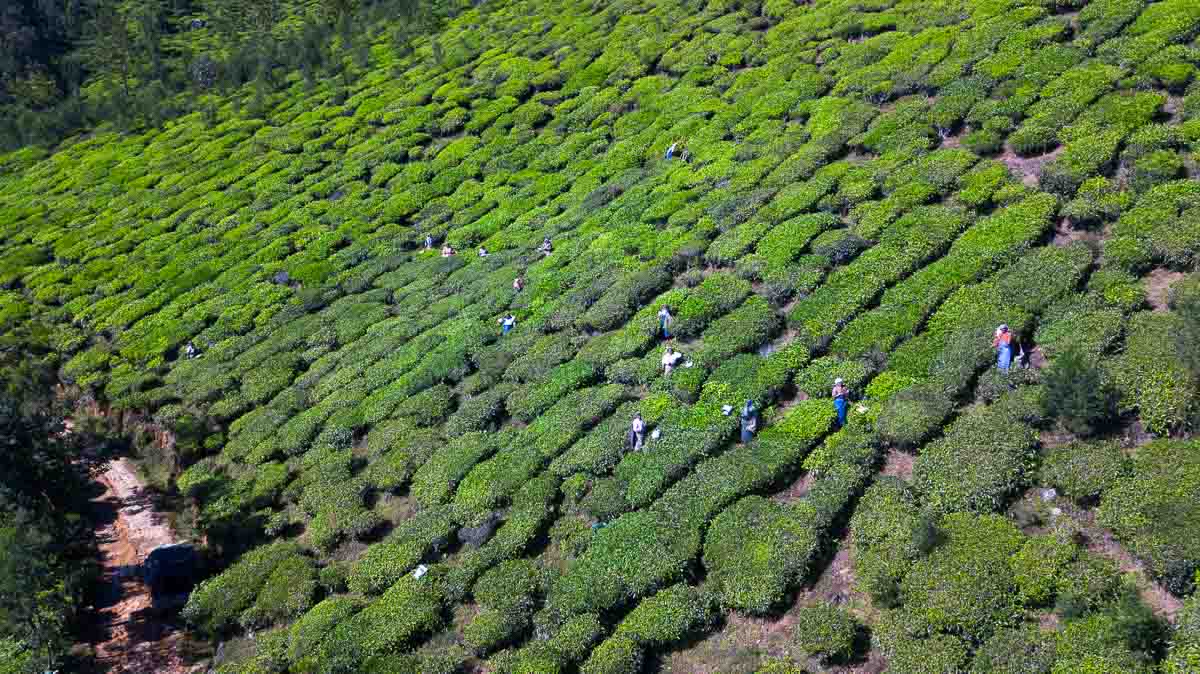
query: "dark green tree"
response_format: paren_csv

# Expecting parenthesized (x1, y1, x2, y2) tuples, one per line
(1042, 346, 1115, 437)
(0, 326, 95, 674)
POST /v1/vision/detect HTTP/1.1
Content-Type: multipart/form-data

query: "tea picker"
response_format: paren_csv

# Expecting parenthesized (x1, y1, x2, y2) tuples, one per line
(832, 378, 849, 427)
(630, 413, 645, 451)
(992, 324, 1013, 373)
(499, 313, 516, 335)
(661, 346, 684, 376)
(740, 399, 758, 443)
(657, 305, 673, 339)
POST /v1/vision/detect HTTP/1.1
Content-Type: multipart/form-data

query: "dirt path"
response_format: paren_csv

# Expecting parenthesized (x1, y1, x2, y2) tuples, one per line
(87, 458, 192, 674)
(1065, 507, 1184, 624)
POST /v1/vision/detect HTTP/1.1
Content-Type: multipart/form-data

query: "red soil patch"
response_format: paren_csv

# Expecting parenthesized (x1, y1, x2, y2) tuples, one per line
(1079, 519, 1184, 623)
(1038, 428, 1077, 450)
(1144, 268, 1186, 312)
(999, 144, 1064, 188)
(1052, 504, 1184, 623)
(800, 542, 858, 607)
(1051, 217, 1105, 248)
(879, 449, 914, 481)
(87, 459, 193, 674)
(771, 472, 816, 504)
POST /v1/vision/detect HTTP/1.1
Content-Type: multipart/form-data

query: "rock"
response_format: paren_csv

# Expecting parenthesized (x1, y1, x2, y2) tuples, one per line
(458, 511, 502, 548)
(1050, 507, 1063, 518)
(1041, 488, 1058, 502)
(189, 54, 217, 89)
(273, 270, 291, 285)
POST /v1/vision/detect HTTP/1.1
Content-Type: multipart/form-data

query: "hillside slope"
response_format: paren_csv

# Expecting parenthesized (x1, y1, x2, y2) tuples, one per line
(3, 0, 1200, 671)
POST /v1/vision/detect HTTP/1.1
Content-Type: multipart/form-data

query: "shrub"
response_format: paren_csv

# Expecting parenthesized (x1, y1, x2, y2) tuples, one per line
(614, 583, 715, 646)
(1086, 267, 1146, 312)
(1053, 607, 1157, 674)
(1062, 177, 1130, 229)
(411, 432, 499, 506)
(1098, 440, 1200, 596)
(1110, 312, 1196, 435)
(318, 572, 447, 669)
(183, 542, 303, 635)
(971, 625, 1057, 674)
(792, 604, 858, 663)
(346, 505, 458, 595)
(580, 635, 642, 674)
(287, 596, 365, 664)
(704, 496, 820, 614)
(507, 361, 599, 422)
(850, 478, 923, 607)
(1009, 531, 1078, 607)
(670, 273, 753, 339)
(898, 513, 1025, 642)
(444, 384, 513, 435)
(473, 559, 542, 613)
(1132, 150, 1185, 194)
(1042, 346, 1117, 437)
(1040, 441, 1129, 505)
(1173, 279, 1200, 380)
(239, 554, 318, 628)
(1164, 593, 1200, 673)
(1055, 554, 1124, 616)
(490, 612, 604, 673)
(880, 631, 969, 674)
(1034, 301, 1124, 360)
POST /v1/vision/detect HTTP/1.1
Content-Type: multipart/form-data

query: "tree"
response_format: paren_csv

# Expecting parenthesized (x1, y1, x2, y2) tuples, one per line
(0, 325, 94, 674)
(1042, 346, 1115, 437)
(81, 3, 136, 101)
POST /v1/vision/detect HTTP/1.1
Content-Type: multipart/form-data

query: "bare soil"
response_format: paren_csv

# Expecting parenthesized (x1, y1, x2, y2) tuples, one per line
(664, 536, 886, 673)
(879, 449, 914, 481)
(999, 144, 1064, 187)
(1069, 508, 1184, 623)
(771, 472, 816, 504)
(87, 459, 193, 674)
(1144, 268, 1186, 312)
(1051, 217, 1105, 248)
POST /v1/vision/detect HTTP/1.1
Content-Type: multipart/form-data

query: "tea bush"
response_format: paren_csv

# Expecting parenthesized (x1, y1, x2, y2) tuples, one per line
(1110, 312, 1196, 435)
(1165, 592, 1200, 673)
(704, 496, 819, 614)
(1040, 441, 1130, 505)
(5, 0, 1200, 667)
(792, 604, 859, 663)
(897, 512, 1025, 642)
(970, 625, 1057, 674)
(1098, 440, 1200, 596)
(346, 505, 458, 595)
(183, 542, 305, 635)
(850, 477, 923, 607)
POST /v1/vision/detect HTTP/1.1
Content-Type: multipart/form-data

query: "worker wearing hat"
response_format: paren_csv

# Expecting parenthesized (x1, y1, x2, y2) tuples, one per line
(832, 378, 849, 427)
(992, 324, 1013, 372)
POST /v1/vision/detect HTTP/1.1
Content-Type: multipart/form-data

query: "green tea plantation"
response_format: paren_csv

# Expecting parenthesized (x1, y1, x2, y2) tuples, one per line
(2, 0, 1200, 671)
